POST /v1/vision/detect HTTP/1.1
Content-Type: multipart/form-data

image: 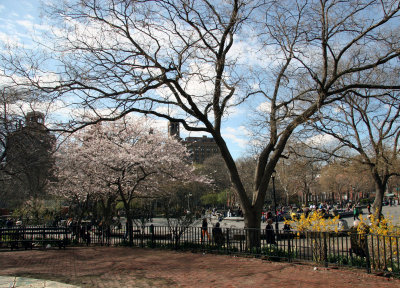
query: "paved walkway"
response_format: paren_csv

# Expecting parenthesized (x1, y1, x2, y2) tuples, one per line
(1, 247, 400, 288)
(0, 276, 79, 288)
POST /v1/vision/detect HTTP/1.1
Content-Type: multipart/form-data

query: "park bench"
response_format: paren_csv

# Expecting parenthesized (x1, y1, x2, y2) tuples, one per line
(0, 227, 69, 250)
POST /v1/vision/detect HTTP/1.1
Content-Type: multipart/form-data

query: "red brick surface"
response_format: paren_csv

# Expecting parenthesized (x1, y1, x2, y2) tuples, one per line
(1, 247, 399, 287)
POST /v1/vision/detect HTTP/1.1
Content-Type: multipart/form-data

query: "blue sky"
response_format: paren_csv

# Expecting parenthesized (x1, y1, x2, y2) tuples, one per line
(0, 1, 41, 45)
(0, 0, 255, 159)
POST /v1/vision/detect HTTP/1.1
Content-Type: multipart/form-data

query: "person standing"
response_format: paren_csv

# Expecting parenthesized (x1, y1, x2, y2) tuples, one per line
(353, 205, 359, 220)
(6, 218, 13, 228)
(201, 218, 210, 242)
(266, 211, 272, 221)
(265, 219, 276, 245)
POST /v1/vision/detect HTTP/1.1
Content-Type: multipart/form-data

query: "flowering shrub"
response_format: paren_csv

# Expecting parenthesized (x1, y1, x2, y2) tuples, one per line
(286, 211, 340, 263)
(357, 211, 400, 272)
(283, 209, 400, 271)
(286, 211, 340, 233)
(358, 213, 399, 236)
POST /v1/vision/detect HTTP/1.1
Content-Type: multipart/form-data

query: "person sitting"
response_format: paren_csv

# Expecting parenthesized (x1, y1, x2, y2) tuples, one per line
(212, 222, 225, 248)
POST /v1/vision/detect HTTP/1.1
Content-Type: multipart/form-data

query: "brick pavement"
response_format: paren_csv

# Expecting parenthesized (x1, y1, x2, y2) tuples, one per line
(1, 247, 400, 288)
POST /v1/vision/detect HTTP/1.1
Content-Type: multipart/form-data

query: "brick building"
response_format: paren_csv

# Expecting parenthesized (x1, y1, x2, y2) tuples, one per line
(168, 121, 219, 163)
(5, 111, 55, 201)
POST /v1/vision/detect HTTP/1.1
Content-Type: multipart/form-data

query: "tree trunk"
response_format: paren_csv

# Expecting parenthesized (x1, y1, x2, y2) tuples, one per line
(303, 190, 308, 206)
(126, 212, 134, 246)
(372, 184, 385, 219)
(243, 207, 262, 251)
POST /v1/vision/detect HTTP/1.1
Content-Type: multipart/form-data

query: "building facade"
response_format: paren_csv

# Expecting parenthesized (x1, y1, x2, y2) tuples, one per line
(5, 111, 56, 202)
(168, 121, 219, 163)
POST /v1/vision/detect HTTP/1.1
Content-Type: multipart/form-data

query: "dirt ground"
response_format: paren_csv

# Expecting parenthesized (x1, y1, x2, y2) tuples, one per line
(0, 247, 399, 287)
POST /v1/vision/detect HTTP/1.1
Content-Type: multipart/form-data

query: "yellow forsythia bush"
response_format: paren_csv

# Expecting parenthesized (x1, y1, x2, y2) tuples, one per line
(286, 211, 340, 233)
(358, 211, 400, 271)
(286, 211, 340, 263)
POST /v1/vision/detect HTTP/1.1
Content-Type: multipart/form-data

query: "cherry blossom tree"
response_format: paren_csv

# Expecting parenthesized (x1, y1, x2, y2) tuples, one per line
(55, 117, 201, 244)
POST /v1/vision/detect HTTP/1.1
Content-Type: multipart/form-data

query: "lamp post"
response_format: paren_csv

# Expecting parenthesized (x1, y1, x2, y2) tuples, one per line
(272, 171, 279, 233)
(187, 193, 192, 212)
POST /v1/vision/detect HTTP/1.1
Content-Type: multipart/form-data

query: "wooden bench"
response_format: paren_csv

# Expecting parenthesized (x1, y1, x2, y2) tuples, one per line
(0, 227, 69, 250)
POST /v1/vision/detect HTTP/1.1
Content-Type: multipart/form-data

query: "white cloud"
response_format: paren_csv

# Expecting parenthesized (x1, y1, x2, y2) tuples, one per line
(305, 134, 336, 146)
(17, 19, 34, 31)
(0, 30, 21, 46)
(222, 126, 250, 148)
(257, 102, 271, 113)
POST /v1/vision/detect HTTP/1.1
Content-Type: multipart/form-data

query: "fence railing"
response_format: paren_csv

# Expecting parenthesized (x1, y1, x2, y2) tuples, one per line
(1, 225, 399, 275)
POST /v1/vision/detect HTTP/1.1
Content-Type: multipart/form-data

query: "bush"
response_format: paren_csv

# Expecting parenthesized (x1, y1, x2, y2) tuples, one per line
(358, 212, 400, 272)
(261, 245, 295, 261)
(286, 211, 340, 233)
(328, 254, 367, 268)
(286, 211, 340, 264)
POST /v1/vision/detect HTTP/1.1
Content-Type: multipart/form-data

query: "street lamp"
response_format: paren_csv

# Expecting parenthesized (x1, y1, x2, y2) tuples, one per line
(272, 170, 279, 233)
(187, 193, 192, 212)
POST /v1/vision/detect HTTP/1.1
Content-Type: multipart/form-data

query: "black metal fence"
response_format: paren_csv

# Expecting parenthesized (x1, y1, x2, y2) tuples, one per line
(1, 225, 399, 275)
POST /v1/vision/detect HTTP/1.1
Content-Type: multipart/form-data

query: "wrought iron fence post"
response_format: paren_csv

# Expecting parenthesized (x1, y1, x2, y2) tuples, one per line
(226, 228, 230, 253)
(150, 224, 154, 247)
(101, 225, 104, 246)
(65, 226, 68, 244)
(42, 227, 46, 248)
(140, 227, 144, 248)
(323, 232, 328, 268)
(287, 231, 291, 262)
(239, 230, 243, 252)
(365, 234, 371, 274)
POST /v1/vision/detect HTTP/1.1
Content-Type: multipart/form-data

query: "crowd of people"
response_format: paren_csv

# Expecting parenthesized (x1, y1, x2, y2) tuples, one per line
(259, 201, 372, 224)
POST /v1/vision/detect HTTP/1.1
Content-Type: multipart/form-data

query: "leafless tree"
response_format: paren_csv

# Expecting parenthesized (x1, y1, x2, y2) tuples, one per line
(311, 91, 400, 217)
(276, 153, 321, 206)
(2, 0, 400, 247)
(198, 155, 232, 193)
(319, 159, 375, 205)
(319, 161, 348, 204)
(0, 87, 24, 164)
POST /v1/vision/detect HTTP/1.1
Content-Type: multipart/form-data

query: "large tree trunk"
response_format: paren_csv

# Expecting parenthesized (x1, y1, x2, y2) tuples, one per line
(372, 184, 385, 219)
(303, 190, 308, 206)
(126, 211, 134, 246)
(370, 167, 389, 219)
(243, 206, 262, 250)
(100, 198, 115, 246)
